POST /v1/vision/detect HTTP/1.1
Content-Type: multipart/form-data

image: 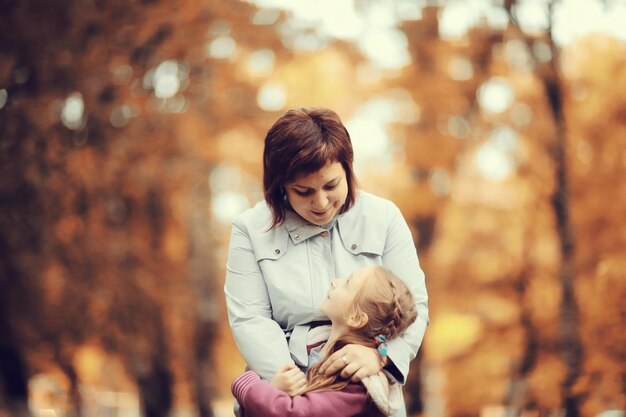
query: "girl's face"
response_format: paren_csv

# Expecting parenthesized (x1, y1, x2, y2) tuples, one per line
(321, 266, 372, 324)
(285, 161, 348, 226)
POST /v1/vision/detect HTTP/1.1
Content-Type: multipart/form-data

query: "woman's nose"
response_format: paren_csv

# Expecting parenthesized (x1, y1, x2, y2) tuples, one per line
(312, 191, 328, 208)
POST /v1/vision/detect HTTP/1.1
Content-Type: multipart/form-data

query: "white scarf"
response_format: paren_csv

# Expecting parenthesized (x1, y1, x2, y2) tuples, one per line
(361, 371, 404, 416)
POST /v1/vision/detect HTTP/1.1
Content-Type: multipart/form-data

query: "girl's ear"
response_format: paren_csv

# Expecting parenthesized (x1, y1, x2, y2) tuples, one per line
(347, 311, 369, 329)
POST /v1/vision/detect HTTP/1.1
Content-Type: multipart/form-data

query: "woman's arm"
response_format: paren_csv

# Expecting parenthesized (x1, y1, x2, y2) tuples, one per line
(318, 201, 428, 384)
(380, 203, 429, 383)
(224, 219, 294, 380)
(232, 371, 371, 417)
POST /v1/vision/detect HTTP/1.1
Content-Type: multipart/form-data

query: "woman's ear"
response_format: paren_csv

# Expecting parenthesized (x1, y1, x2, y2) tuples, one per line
(347, 311, 369, 329)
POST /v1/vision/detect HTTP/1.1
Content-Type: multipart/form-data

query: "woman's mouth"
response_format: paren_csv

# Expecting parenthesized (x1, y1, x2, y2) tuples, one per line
(311, 206, 331, 217)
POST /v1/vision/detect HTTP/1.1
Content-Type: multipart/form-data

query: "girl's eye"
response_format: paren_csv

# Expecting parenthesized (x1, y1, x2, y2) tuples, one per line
(324, 184, 337, 190)
(295, 190, 312, 196)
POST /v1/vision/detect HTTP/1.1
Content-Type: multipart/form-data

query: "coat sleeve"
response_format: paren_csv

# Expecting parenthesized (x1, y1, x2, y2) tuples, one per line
(224, 219, 293, 380)
(232, 371, 371, 417)
(382, 203, 429, 384)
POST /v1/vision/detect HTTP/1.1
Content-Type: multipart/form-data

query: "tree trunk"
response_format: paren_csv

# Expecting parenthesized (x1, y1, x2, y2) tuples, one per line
(504, 2, 583, 414)
(545, 75, 583, 417)
(0, 112, 41, 417)
(135, 322, 173, 417)
(543, 8, 583, 417)
(0, 334, 32, 417)
(188, 171, 217, 417)
(57, 353, 82, 417)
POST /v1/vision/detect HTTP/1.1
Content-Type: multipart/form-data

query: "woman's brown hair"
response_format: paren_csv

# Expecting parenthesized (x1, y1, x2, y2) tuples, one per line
(263, 107, 358, 229)
(304, 266, 417, 393)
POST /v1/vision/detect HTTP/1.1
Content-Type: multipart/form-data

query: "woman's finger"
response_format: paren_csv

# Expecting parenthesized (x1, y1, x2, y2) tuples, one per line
(340, 362, 358, 379)
(322, 350, 350, 375)
(350, 368, 371, 382)
(323, 356, 348, 376)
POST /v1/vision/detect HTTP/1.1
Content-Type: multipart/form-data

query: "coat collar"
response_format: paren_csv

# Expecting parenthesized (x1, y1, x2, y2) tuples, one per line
(267, 191, 385, 256)
(283, 208, 337, 245)
(337, 191, 386, 255)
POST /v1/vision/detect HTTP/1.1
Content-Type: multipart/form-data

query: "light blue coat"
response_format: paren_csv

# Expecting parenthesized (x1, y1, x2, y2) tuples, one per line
(224, 190, 429, 386)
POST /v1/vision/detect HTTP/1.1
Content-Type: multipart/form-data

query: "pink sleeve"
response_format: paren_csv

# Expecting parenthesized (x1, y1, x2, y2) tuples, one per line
(232, 371, 371, 417)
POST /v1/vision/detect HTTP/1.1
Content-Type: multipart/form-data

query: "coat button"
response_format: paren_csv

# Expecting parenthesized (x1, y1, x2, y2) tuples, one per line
(274, 249, 281, 254)
(294, 234, 300, 240)
(320, 231, 329, 238)
(351, 244, 357, 250)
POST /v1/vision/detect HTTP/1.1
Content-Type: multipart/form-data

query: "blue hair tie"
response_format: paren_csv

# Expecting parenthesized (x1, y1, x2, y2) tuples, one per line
(375, 335, 388, 357)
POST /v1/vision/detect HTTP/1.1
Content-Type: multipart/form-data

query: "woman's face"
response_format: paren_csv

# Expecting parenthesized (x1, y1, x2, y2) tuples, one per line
(285, 161, 348, 226)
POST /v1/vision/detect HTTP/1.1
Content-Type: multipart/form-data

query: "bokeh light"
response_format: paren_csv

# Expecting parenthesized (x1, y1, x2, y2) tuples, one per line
(143, 60, 189, 100)
(447, 116, 471, 139)
(428, 168, 451, 196)
(475, 125, 519, 181)
(61, 92, 85, 130)
(0, 89, 7, 110)
(211, 192, 250, 223)
(207, 35, 237, 59)
(246, 49, 276, 77)
(251, 8, 280, 25)
(514, 0, 550, 34)
(256, 81, 286, 111)
(553, 0, 626, 45)
(477, 77, 515, 114)
(447, 56, 474, 81)
(346, 118, 390, 162)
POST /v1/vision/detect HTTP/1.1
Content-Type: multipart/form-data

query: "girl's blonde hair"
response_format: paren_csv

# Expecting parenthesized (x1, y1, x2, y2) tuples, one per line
(304, 266, 417, 393)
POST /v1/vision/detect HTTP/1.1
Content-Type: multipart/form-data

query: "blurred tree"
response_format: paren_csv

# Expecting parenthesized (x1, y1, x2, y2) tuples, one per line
(396, 1, 625, 416)
(0, 0, 285, 415)
(503, 1, 583, 415)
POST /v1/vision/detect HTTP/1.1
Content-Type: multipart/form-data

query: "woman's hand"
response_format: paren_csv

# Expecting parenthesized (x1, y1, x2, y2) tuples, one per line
(271, 364, 308, 396)
(319, 344, 383, 382)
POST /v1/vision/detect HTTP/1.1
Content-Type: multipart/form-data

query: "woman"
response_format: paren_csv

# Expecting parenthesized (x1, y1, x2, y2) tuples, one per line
(232, 265, 417, 417)
(224, 107, 428, 415)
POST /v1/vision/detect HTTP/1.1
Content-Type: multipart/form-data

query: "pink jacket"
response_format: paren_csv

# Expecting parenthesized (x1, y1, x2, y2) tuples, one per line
(232, 371, 385, 417)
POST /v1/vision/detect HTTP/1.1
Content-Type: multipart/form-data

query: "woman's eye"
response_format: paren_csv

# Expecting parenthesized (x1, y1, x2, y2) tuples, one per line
(324, 184, 337, 190)
(295, 190, 312, 196)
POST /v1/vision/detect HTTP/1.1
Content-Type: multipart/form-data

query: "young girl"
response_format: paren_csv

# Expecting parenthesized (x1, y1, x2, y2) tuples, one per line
(231, 265, 418, 417)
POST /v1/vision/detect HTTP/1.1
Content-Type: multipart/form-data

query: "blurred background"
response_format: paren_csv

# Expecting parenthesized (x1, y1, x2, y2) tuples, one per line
(1, 0, 625, 416)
